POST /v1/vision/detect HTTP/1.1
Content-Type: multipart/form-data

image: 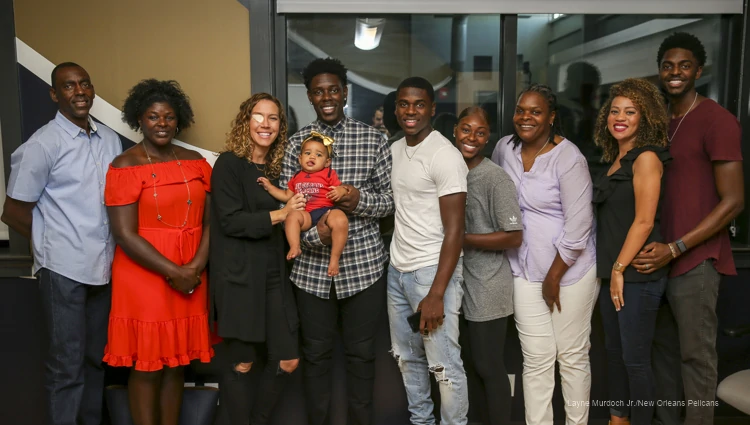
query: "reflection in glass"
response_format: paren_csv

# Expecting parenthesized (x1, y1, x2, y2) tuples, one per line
(287, 14, 501, 150)
(517, 14, 722, 178)
(354, 18, 386, 51)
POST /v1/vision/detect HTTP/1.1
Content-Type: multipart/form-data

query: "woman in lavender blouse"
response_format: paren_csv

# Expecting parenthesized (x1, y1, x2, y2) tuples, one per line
(491, 84, 598, 425)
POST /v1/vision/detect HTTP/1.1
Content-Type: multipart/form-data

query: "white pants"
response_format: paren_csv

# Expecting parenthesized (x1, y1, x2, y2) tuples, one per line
(513, 266, 599, 425)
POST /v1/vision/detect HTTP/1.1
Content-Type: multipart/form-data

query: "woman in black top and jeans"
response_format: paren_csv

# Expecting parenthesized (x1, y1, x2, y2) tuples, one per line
(593, 79, 672, 425)
(209, 93, 306, 424)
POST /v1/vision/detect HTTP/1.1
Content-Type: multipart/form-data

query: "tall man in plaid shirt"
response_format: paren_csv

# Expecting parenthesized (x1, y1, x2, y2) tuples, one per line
(280, 57, 394, 425)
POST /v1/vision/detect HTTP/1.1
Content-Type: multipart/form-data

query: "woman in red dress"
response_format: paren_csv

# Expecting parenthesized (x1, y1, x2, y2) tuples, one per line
(103, 79, 213, 425)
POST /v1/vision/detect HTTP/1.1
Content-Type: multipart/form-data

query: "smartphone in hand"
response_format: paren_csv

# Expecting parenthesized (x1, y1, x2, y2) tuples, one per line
(407, 311, 421, 333)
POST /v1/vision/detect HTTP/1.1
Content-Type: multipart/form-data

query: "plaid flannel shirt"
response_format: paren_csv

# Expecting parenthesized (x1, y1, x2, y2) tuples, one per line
(281, 117, 394, 299)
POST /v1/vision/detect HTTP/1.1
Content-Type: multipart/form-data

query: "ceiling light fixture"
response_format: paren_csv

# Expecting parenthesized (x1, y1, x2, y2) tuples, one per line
(354, 18, 386, 51)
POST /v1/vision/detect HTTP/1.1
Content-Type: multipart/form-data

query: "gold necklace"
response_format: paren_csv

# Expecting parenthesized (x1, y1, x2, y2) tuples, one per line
(143, 143, 192, 228)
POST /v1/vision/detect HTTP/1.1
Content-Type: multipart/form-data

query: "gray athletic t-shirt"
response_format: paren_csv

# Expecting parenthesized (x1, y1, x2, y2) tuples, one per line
(463, 158, 523, 322)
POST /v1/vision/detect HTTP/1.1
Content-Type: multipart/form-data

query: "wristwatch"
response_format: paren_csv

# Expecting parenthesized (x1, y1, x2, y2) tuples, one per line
(612, 261, 626, 273)
(675, 239, 688, 254)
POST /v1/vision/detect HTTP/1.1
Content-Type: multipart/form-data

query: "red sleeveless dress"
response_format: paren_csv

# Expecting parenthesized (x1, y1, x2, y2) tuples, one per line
(102, 158, 214, 371)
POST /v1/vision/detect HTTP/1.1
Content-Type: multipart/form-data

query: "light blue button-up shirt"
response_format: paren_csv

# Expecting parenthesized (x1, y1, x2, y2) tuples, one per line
(7, 111, 122, 285)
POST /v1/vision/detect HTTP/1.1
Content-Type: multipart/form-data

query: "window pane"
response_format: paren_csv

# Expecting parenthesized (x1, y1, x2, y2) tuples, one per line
(286, 14, 501, 151)
(516, 14, 723, 177)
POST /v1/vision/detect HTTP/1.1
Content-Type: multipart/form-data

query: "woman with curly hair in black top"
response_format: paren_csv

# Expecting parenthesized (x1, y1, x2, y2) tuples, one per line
(209, 93, 306, 425)
(592, 78, 671, 425)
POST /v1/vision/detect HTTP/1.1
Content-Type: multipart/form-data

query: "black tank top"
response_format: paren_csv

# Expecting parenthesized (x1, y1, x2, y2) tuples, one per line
(593, 146, 671, 282)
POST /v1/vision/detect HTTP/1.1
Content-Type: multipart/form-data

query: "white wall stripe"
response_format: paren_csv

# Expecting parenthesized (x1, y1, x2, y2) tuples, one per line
(14, 38, 218, 166)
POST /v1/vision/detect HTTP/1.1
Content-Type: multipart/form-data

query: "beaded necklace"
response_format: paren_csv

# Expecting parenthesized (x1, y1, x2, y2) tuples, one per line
(143, 143, 192, 228)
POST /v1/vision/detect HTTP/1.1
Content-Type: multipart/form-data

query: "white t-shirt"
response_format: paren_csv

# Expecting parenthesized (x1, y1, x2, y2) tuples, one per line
(390, 130, 469, 272)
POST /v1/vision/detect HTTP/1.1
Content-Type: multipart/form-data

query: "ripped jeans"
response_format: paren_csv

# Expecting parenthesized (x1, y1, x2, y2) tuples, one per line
(387, 261, 468, 425)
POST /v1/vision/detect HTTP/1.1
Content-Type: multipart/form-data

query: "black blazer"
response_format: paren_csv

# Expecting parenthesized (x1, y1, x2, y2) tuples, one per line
(208, 152, 298, 342)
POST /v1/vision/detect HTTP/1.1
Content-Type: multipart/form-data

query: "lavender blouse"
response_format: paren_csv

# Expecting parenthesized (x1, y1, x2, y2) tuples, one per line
(491, 135, 596, 286)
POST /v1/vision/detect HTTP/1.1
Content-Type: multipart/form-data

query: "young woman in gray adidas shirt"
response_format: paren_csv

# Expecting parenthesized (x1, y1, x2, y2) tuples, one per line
(455, 106, 523, 425)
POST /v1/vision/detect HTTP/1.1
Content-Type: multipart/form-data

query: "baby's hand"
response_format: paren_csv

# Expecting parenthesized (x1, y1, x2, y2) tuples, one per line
(257, 177, 271, 191)
(327, 186, 349, 202)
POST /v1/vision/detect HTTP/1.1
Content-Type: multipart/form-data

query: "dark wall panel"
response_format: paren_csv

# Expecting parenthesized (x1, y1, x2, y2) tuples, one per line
(3, 268, 749, 425)
(0, 278, 47, 425)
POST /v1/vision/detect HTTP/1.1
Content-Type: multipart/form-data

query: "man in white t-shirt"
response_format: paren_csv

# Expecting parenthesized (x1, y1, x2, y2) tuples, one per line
(388, 76, 469, 425)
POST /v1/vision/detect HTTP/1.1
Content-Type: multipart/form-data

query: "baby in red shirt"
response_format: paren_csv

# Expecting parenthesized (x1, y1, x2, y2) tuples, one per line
(258, 132, 349, 276)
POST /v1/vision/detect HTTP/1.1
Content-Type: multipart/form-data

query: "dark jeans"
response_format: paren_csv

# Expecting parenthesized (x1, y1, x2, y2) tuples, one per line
(295, 274, 387, 425)
(37, 268, 111, 425)
(467, 316, 511, 425)
(600, 277, 666, 425)
(220, 271, 299, 425)
(653, 260, 720, 425)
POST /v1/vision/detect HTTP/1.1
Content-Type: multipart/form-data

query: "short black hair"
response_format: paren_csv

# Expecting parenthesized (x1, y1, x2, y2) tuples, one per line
(302, 58, 348, 89)
(657, 32, 707, 67)
(396, 77, 435, 103)
(122, 79, 195, 134)
(51, 62, 83, 87)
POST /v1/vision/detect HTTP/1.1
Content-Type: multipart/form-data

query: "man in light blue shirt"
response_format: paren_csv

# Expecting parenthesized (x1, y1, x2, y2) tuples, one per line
(2, 62, 122, 425)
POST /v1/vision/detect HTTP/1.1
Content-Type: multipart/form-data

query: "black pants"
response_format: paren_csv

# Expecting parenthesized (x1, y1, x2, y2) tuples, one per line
(295, 274, 387, 425)
(220, 271, 298, 425)
(467, 316, 511, 425)
(37, 268, 111, 425)
(600, 278, 666, 425)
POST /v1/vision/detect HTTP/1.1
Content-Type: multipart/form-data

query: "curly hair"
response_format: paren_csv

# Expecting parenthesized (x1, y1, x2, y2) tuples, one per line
(593, 78, 668, 163)
(302, 58, 348, 89)
(509, 84, 564, 147)
(122, 79, 194, 135)
(223, 93, 287, 179)
(657, 32, 707, 67)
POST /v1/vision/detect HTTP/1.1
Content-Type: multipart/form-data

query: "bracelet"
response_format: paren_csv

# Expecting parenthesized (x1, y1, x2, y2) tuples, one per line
(612, 261, 626, 273)
(675, 239, 688, 254)
(668, 242, 678, 259)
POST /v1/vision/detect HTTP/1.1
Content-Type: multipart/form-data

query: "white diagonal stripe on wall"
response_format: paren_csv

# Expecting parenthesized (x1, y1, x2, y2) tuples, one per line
(14, 37, 218, 166)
